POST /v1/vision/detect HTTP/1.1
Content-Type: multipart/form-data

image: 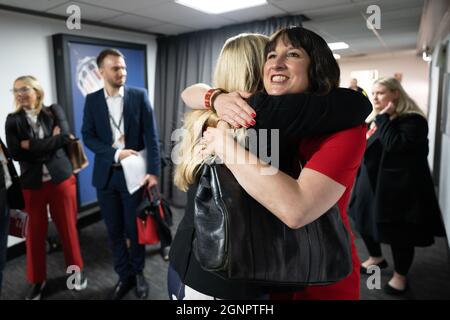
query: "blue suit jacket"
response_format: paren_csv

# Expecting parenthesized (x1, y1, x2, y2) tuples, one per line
(81, 86, 161, 189)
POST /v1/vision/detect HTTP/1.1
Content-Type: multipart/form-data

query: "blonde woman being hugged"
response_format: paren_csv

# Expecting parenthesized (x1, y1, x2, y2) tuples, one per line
(170, 34, 270, 300)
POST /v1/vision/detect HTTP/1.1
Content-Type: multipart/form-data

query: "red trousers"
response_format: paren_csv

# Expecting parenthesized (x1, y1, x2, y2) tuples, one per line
(23, 175, 84, 283)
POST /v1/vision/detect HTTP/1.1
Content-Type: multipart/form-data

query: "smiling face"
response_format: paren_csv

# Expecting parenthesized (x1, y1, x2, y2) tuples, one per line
(14, 79, 38, 110)
(263, 38, 311, 95)
(372, 83, 399, 112)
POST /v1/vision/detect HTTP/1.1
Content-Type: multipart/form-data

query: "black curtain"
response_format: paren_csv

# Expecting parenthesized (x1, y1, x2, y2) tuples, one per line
(154, 15, 305, 207)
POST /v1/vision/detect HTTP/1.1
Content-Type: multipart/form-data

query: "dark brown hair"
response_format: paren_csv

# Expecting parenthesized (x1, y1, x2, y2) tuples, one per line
(265, 26, 340, 95)
(96, 48, 124, 68)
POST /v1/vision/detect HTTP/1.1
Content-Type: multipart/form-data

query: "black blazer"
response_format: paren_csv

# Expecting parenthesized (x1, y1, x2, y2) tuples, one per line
(5, 105, 73, 189)
(0, 138, 24, 209)
(349, 113, 445, 243)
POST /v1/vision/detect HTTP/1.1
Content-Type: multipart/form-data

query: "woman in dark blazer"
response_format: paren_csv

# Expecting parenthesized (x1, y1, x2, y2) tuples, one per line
(0, 138, 24, 298)
(348, 77, 445, 295)
(5, 76, 86, 300)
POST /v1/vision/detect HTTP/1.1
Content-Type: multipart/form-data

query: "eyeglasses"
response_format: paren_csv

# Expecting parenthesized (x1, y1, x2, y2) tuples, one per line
(11, 87, 32, 95)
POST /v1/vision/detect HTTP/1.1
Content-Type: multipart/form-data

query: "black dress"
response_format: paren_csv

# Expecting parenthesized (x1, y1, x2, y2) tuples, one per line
(170, 89, 372, 298)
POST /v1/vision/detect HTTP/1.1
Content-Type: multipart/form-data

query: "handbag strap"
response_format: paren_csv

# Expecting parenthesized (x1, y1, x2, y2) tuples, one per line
(209, 163, 224, 198)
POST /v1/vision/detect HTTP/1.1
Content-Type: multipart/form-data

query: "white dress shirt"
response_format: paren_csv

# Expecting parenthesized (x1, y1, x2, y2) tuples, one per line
(104, 87, 125, 163)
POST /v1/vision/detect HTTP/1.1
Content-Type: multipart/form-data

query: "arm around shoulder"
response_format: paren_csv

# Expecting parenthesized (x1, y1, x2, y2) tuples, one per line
(181, 83, 212, 109)
(249, 89, 372, 137)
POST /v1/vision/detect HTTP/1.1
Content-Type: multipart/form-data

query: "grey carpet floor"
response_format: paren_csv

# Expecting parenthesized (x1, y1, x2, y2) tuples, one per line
(2, 207, 450, 300)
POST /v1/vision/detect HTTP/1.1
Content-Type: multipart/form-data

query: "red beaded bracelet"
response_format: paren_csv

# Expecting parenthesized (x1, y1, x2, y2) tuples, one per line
(204, 88, 227, 110)
(204, 88, 216, 110)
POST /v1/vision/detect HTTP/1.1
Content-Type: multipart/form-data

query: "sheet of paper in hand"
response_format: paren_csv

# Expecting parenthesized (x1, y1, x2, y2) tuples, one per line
(121, 149, 147, 194)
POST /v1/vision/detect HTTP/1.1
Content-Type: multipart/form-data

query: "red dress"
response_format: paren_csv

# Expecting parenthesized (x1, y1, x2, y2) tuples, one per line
(293, 124, 367, 300)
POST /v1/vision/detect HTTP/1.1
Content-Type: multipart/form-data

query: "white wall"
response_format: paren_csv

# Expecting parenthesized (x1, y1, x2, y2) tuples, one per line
(0, 9, 157, 246)
(339, 50, 430, 114)
(0, 9, 157, 143)
(427, 45, 443, 169)
(440, 134, 450, 249)
(437, 35, 450, 250)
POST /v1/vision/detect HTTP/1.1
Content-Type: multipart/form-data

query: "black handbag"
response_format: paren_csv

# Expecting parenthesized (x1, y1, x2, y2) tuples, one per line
(193, 162, 353, 286)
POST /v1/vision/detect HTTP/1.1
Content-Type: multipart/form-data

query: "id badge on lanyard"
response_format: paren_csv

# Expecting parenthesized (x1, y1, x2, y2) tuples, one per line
(110, 113, 124, 149)
(115, 133, 125, 149)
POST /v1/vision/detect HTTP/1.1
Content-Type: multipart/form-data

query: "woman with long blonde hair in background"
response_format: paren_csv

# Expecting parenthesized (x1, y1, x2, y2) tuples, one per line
(349, 77, 445, 295)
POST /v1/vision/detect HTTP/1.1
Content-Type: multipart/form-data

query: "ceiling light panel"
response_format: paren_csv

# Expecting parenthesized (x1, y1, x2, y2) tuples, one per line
(175, 0, 267, 14)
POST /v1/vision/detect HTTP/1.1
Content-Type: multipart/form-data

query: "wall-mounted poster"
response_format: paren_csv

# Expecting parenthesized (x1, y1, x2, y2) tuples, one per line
(52, 34, 147, 211)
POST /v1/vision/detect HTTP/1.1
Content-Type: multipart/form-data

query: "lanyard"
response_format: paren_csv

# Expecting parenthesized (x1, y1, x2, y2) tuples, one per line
(109, 112, 123, 134)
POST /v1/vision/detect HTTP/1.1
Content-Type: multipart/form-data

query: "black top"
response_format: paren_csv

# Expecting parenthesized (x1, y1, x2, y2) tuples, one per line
(5, 104, 73, 189)
(170, 88, 372, 299)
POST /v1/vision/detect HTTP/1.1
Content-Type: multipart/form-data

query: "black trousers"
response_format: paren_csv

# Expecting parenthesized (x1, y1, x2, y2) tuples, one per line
(362, 234, 415, 276)
(97, 167, 145, 281)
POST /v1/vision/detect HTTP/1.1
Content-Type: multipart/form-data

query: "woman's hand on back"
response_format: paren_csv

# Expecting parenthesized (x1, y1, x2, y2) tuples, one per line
(214, 91, 256, 128)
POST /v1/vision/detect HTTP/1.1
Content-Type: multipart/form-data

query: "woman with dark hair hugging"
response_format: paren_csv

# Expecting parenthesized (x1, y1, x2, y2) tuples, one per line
(170, 27, 371, 300)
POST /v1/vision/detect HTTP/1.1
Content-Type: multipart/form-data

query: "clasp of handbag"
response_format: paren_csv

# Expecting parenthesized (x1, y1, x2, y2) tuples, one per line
(136, 186, 161, 220)
(147, 185, 161, 207)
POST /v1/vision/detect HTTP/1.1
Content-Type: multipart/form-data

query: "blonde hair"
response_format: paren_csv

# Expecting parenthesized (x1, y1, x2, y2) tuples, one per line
(213, 33, 268, 93)
(366, 77, 426, 123)
(13, 75, 45, 113)
(174, 33, 269, 191)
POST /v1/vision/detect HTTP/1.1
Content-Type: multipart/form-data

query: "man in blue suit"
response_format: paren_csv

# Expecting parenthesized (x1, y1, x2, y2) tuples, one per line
(82, 49, 160, 300)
